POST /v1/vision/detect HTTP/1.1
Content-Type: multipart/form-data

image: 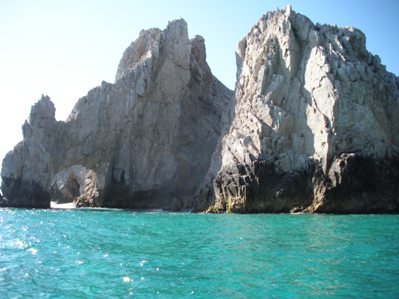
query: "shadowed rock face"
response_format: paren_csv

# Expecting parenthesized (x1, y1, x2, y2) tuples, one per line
(209, 6, 399, 213)
(1, 8, 399, 213)
(0, 20, 234, 209)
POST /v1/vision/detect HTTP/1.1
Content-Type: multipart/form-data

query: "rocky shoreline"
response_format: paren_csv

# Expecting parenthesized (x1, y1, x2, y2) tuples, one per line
(1, 6, 398, 213)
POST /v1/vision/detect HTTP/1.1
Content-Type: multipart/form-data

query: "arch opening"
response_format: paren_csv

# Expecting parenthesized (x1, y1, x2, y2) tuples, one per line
(57, 175, 81, 204)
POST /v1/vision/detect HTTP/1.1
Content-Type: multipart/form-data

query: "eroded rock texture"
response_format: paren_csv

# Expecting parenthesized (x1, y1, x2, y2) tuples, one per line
(1, 20, 233, 209)
(1, 7, 398, 213)
(209, 6, 399, 213)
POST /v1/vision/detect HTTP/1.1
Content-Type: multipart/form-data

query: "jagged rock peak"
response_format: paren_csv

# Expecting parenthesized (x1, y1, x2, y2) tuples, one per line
(28, 94, 56, 125)
(1, 8, 398, 214)
(191, 35, 207, 64)
(115, 18, 190, 82)
(210, 6, 399, 213)
(1, 19, 233, 210)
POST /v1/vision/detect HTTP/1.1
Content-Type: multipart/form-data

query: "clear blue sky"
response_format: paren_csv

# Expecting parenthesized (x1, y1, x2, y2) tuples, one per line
(0, 0, 398, 170)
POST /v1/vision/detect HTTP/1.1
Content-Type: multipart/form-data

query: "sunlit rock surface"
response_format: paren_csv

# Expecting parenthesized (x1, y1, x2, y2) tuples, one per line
(1, 20, 233, 209)
(1, 8, 398, 213)
(209, 6, 399, 213)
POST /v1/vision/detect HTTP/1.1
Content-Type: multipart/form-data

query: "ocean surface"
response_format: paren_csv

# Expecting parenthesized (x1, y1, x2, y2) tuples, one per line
(0, 209, 398, 298)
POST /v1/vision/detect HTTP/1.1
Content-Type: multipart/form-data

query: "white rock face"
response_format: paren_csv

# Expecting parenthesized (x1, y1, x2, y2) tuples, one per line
(1, 19, 233, 209)
(211, 6, 399, 213)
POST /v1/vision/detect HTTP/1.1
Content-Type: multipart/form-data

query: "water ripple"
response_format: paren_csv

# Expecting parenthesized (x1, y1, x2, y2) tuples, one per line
(0, 209, 398, 298)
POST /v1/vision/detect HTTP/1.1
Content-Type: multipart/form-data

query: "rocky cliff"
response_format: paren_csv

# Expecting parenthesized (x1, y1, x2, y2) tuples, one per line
(0, 20, 234, 209)
(1, 7, 398, 212)
(208, 6, 399, 213)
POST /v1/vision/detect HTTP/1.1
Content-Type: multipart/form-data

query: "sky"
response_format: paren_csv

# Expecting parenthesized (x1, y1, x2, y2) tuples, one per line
(0, 0, 398, 172)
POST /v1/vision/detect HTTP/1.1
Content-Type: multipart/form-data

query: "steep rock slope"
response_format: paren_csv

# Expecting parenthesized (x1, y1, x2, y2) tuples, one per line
(210, 6, 399, 213)
(1, 7, 398, 213)
(0, 20, 233, 209)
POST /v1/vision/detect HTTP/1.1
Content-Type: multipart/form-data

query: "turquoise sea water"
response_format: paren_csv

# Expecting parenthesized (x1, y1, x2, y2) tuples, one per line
(0, 209, 398, 298)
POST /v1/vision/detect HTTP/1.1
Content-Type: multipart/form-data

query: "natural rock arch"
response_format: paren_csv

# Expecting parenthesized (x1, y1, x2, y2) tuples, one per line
(58, 174, 81, 203)
(51, 165, 102, 207)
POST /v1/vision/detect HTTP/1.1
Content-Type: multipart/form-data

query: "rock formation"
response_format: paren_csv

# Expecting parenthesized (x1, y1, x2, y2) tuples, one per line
(208, 6, 399, 213)
(0, 20, 234, 209)
(1, 7, 398, 213)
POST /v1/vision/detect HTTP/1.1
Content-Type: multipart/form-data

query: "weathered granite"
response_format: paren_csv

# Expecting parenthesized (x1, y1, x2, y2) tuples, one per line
(1, 7, 398, 213)
(1, 20, 234, 209)
(208, 6, 399, 213)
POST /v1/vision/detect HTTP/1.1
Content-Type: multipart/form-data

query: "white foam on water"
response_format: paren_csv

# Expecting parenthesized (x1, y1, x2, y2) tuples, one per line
(123, 276, 132, 283)
(15, 239, 27, 249)
(27, 248, 38, 255)
(139, 260, 147, 267)
(50, 201, 77, 209)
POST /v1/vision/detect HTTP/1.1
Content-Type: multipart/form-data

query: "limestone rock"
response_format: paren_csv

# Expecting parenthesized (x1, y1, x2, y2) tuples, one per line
(1, 19, 233, 209)
(210, 6, 399, 213)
